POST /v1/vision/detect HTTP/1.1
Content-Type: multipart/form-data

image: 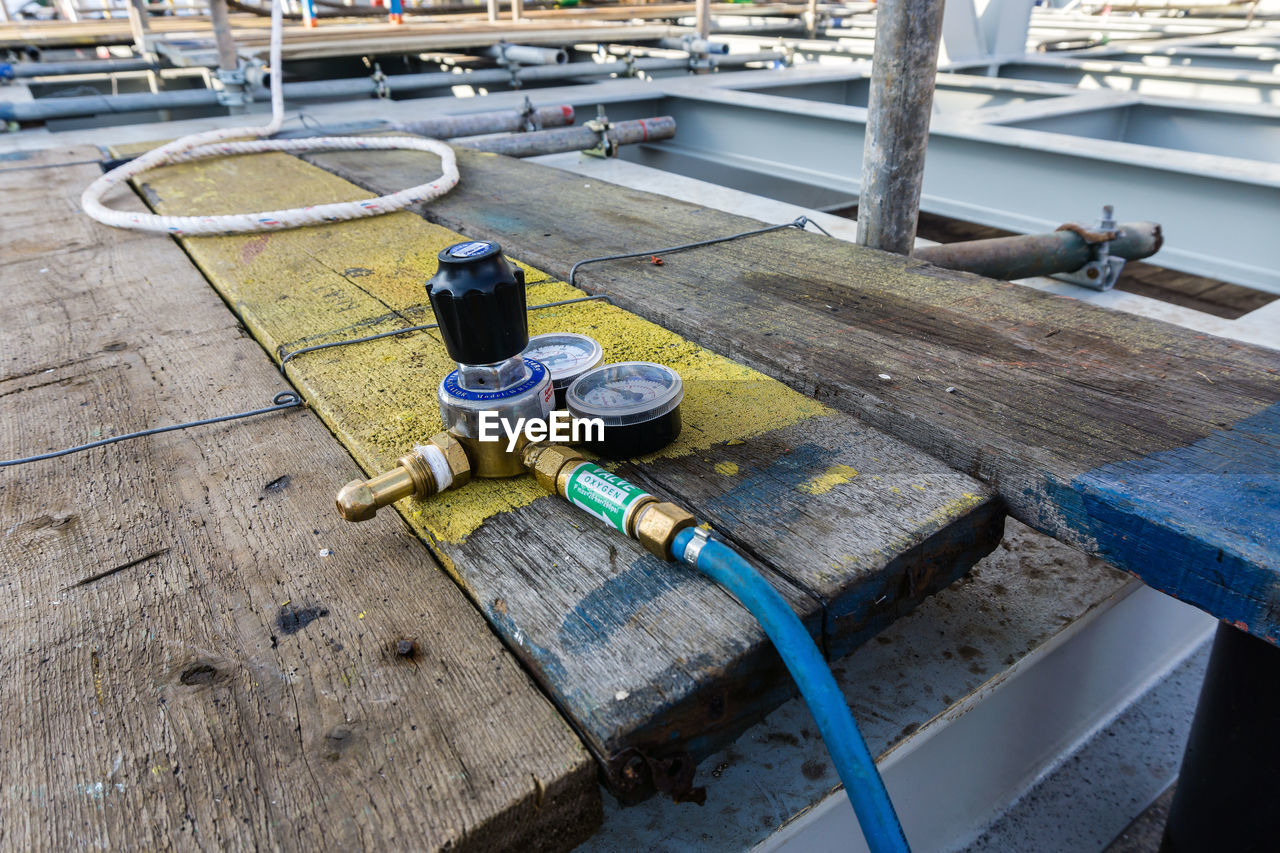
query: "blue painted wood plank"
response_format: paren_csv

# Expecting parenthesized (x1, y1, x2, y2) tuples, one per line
(1053, 402, 1280, 643)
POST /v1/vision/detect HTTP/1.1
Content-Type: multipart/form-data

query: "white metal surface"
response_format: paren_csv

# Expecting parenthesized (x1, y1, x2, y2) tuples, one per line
(761, 586, 1214, 853)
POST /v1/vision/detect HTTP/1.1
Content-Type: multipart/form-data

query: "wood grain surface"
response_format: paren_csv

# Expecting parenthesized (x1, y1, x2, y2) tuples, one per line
(123, 147, 1001, 799)
(305, 145, 1280, 644)
(0, 156, 600, 852)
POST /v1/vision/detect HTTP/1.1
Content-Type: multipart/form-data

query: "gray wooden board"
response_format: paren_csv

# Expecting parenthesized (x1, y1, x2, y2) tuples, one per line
(615, 414, 1003, 659)
(124, 148, 1002, 800)
(450, 415, 1001, 800)
(0, 157, 600, 852)
(303, 146, 1280, 644)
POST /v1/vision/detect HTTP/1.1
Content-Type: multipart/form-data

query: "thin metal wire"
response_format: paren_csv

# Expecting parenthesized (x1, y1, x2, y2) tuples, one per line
(0, 392, 303, 468)
(568, 216, 832, 287)
(3, 216, 833, 469)
(277, 294, 614, 369)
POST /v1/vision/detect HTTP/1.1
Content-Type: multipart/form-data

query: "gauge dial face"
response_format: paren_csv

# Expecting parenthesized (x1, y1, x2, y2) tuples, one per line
(524, 333, 603, 384)
(566, 362, 683, 426)
(528, 342, 593, 370)
(580, 376, 669, 408)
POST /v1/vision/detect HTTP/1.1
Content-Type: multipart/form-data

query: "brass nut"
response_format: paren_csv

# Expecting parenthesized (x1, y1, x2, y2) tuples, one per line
(456, 433, 526, 479)
(429, 431, 472, 489)
(634, 501, 696, 561)
(524, 442, 587, 495)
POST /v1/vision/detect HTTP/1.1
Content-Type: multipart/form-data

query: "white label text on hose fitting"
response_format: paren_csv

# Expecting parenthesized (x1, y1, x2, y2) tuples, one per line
(564, 464, 652, 535)
(477, 410, 604, 453)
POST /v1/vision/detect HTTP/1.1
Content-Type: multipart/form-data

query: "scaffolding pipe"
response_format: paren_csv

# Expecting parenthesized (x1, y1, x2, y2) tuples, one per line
(856, 0, 945, 256)
(208, 0, 241, 73)
(481, 43, 569, 65)
(7, 58, 158, 77)
(913, 223, 1164, 281)
(456, 116, 675, 157)
(1, 54, 781, 122)
(126, 0, 152, 59)
(657, 37, 729, 54)
(273, 104, 576, 139)
(696, 0, 710, 40)
(272, 51, 780, 98)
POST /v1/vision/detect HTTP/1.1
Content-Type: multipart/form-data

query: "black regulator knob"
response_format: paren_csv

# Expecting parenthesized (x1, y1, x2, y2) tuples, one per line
(427, 240, 528, 365)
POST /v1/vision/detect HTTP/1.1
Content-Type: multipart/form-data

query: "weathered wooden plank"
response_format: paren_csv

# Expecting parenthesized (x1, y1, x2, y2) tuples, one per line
(305, 146, 1280, 643)
(0, 144, 102, 172)
(124, 147, 1001, 797)
(0, 157, 600, 852)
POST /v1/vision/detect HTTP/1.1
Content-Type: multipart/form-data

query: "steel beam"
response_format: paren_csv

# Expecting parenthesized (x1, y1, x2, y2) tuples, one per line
(985, 58, 1280, 105)
(569, 74, 1280, 293)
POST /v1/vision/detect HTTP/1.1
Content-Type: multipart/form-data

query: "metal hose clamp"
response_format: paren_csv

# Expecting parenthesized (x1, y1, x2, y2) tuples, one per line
(682, 527, 713, 566)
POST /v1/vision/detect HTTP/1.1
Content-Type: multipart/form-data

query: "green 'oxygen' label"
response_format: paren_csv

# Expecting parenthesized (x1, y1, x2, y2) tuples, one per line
(563, 463, 652, 534)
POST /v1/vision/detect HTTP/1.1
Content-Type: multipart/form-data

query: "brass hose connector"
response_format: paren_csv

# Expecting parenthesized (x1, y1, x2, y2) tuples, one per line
(522, 442, 695, 560)
(336, 432, 471, 522)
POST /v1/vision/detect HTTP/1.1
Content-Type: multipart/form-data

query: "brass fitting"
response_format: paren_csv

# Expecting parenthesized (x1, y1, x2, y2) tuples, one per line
(522, 442, 695, 561)
(522, 442, 587, 496)
(336, 432, 471, 522)
(634, 502, 696, 561)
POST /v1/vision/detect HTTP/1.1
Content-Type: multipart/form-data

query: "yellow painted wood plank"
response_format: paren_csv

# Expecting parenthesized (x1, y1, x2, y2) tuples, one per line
(125, 149, 830, 544)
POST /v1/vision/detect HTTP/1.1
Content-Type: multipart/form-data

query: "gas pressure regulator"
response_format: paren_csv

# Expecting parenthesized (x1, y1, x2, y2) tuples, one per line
(335, 240, 691, 560)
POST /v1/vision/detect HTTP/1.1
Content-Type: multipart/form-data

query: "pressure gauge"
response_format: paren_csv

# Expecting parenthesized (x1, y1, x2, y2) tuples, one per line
(566, 361, 683, 458)
(524, 332, 604, 409)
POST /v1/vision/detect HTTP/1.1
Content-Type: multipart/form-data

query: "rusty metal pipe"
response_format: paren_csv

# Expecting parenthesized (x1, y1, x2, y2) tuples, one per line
(914, 222, 1164, 281)
(273, 105, 574, 140)
(456, 117, 676, 158)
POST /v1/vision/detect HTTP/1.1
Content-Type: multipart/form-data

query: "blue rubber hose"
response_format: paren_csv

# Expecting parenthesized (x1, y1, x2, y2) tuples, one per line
(672, 528, 910, 853)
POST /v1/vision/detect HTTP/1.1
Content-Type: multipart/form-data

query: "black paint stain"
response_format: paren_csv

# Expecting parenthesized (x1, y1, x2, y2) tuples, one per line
(277, 604, 329, 634)
(180, 663, 219, 686)
(263, 474, 291, 492)
(801, 758, 827, 780)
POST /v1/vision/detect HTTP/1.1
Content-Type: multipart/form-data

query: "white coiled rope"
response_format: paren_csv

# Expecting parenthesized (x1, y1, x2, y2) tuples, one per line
(81, 0, 458, 236)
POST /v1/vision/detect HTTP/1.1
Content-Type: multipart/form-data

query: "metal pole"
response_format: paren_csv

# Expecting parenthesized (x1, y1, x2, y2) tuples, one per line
(482, 44, 568, 65)
(805, 0, 818, 39)
(913, 222, 1163, 281)
(510, 0, 522, 21)
(8, 58, 159, 77)
(1162, 623, 1280, 852)
(856, 0, 945, 256)
(208, 0, 240, 73)
(456, 116, 676, 158)
(695, 0, 710, 40)
(487, 0, 497, 22)
(0, 54, 782, 122)
(126, 0, 152, 59)
(273, 104, 575, 139)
